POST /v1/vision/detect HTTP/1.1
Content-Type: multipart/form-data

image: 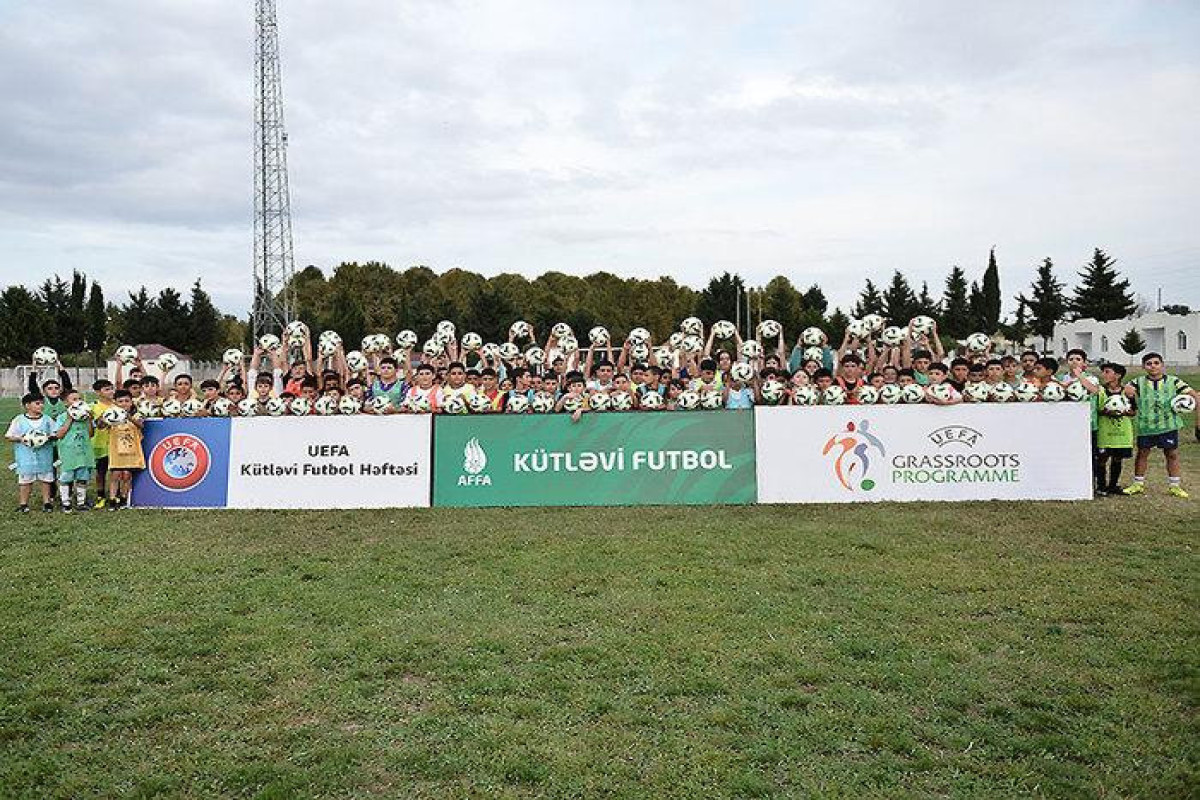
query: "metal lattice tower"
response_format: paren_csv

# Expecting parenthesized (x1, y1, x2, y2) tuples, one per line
(252, 0, 296, 339)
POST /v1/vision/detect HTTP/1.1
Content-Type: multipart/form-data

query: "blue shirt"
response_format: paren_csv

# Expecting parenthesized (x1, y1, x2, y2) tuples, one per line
(7, 414, 55, 476)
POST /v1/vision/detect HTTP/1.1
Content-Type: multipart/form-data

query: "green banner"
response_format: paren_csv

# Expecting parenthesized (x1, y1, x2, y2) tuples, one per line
(433, 411, 757, 507)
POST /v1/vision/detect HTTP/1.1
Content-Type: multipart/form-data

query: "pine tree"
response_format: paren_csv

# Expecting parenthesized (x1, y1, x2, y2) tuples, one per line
(186, 280, 223, 359)
(940, 266, 971, 337)
(1119, 328, 1146, 356)
(801, 284, 828, 315)
(968, 281, 986, 333)
(1071, 248, 1136, 321)
(760, 276, 804, 337)
(916, 282, 938, 318)
(150, 288, 189, 352)
(119, 288, 154, 346)
(464, 284, 517, 344)
(39, 276, 73, 354)
(826, 308, 850, 344)
(882, 271, 918, 323)
(695, 272, 745, 324)
(980, 247, 1002, 332)
(85, 281, 107, 357)
(1018, 258, 1068, 350)
(0, 286, 52, 362)
(324, 289, 367, 348)
(853, 280, 885, 318)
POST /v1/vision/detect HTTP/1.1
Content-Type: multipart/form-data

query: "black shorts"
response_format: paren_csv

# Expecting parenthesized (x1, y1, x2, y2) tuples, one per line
(1137, 431, 1179, 450)
(95, 456, 109, 475)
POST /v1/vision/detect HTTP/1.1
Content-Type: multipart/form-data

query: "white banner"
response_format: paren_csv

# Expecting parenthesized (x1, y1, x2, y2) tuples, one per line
(755, 403, 1092, 503)
(227, 416, 432, 509)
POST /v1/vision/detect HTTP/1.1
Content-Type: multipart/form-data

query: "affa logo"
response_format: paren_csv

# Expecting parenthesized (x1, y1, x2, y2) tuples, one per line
(459, 437, 491, 486)
(822, 420, 886, 492)
(148, 433, 212, 492)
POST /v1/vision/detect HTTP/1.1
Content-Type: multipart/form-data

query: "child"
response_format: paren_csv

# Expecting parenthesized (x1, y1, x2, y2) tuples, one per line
(1095, 364, 1133, 496)
(100, 390, 145, 509)
(90, 379, 115, 508)
(924, 363, 963, 405)
(725, 373, 755, 409)
(1123, 352, 1197, 498)
(6, 393, 57, 512)
(54, 389, 95, 512)
(199, 379, 221, 414)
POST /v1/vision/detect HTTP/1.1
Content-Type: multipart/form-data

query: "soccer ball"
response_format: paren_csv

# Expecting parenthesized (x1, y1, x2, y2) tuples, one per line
(878, 384, 902, 404)
(589, 391, 611, 412)
(468, 393, 492, 414)
(624, 327, 649, 345)
(102, 406, 128, 426)
(345, 350, 369, 373)
(1013, 381, 1040, 402)
(823, 385, 847, 405)
(792, 385, 818, 405)
(265, 397, 287, 416)
(801, 327, 827, 347)
(1172, 393, 1196, 413)
(680, 317, 703, 336)
(551, 322, 573, 340)
(367, 395, 392, 414)
(289, 397, 311, 416)
(611, 391, 634, 411)
(668, 332, 685, 348)
(339, 396, 362, 415)
(67, 400, 91, 421)
(802, 347, 824, 365)
(258, 334, 281, 352)
(741, 340, 763, 360)
(558, 336, 579, 355)
(909, 316, 936, 337)
(314, 396, 338, 416)
(211, 398, 233, 417)
(630, 342, 649, 362)
(1065, 380, 1090, 401)
(498, 342, 520, 362)
(404, 394, 431, 414)
(846, 319, 871, 340)
(319, 329, 343, 348)
(589, 326, 610, 345)
(928, 383, 955, 403)
(437, 320, 456, 339)
(653, 346, 674, 367)
(531, 392, 555, 413)
(966, 332, 991, 353)
(507, 393, 530, 413)
(1103, 394, 1132, 415)
(525, 347, 546, 366)
(481, 342, 501, 361)
(640, 392, 663, 410)
(115, 344, 139, 364)
(560, 394, 583, 413)
(440, 394, 465, 415)
(157, 353, 179, 373)
(712, 320, 736, 339)
(284, 320, 308, 339)
(1041, 382, 1067, 402)
(21, 429, 49, 448)
(857, 385, 880, 404)
(758, 319, 782, 338)
(509, 320, 532, 340)
(368, 334, 393, 353)
(160, 398, 182, 417)
(137, 399, 160, 418)
(318, 339, 339, 358)
(730, 362, 754, 383)
(237, 398, 259, 417)
(223, 348, 244, 366)
(701, 390, 723, 410)
(181, 398, 204, 417)
(682, 335, 703, 354)
(677, 390, 701, 410)
(990, 382, 1015, 402)
(33, 346, 57, 366)
(461, 332, 483, 351)
(901, 384, 926, 404)
(395, 330, 418, 349)
(762, 379, 787, 403)
(965, 382, 991, 402)
(862, 313, 886, 333)
(880, 327, 905, 347)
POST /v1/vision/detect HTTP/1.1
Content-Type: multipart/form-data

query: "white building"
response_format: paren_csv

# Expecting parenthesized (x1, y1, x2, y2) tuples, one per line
(105, 344, 193, 384)
(1053, 311, 1199, 366)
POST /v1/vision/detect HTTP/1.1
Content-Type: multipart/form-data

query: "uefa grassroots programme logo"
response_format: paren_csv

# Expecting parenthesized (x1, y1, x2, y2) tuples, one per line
(148, 433, 212, 492)
(822, 419, 886, 492)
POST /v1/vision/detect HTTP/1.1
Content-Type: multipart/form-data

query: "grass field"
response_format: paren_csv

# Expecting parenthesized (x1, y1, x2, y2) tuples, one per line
(1, 394, 1198, 798)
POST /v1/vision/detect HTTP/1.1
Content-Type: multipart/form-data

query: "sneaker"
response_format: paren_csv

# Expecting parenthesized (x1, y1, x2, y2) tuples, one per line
(1106, 485, 1123, 496)
(1168, 486, 1190, 499)
(1094, 487, 1108, 498)
(62, 503, 74, 514)
(42, 503, 54, 513)
(94, 497, 107, 509)
(1123, 483, 1146, 496)
(76, 502, 91, 512)
(17, 505, 29, 513)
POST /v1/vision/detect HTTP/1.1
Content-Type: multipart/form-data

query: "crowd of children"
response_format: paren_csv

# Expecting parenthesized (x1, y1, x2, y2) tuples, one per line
(9, 315, 1197, 509)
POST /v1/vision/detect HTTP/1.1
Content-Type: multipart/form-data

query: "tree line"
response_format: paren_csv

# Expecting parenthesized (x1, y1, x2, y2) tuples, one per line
(0, 246, 1174, 366)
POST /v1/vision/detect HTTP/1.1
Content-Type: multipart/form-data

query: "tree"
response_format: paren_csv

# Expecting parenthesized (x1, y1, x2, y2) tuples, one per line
(186, 280, 223, 359)
(882, 271, 918, 323)
(1161, 304, 1191, 315)
(940, 266, 971, 337)
(324, 289, 366, 348)
(1071, 248, 1136, 321)
(801, 284, 828, 315)
(967, 282, 986, 333)
(119, 287, 155, 345)
(149, 288, 189, 352)
(0, 286, 52, 362)
(915, 281, 938, 318)
(695, 272, 744, 324)
(464, 283, 517, 343)
(85, 281, 106, 356)
(853, 279, 885, 318)
(1119, 328, 1146, 356)
(760, 276, 804, 336)
(826, 308, 850, 345)
(39, 275, 78, 354)
(980, 247, 1002, 332)
(1018, 258, 1068, 350)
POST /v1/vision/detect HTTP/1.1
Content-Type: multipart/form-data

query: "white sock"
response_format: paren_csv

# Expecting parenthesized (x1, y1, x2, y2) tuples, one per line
(75, 483, 88, 505)
(59, 483, 71, 505)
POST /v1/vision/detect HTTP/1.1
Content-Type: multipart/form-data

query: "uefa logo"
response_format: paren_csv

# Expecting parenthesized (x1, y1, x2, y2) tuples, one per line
(148, 434, 212, 492)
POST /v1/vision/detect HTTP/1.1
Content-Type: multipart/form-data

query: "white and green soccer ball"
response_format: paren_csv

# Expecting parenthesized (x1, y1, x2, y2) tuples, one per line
(404, 394, 431, 414)
(223, 347, 244, 366)
(680, 316, 703, 336)
(531, 392, 556, 413)
(677, 390, 701, 410)
(22, 429, 50, 448)
(761, 379, 787, 403)
(741, 340, 763, 360)
(68, 400, 92, 421)
(461, 332, 483, 352)
(525, 347, 546, 366)
(965, 332, 991, 352)
(730, 362, 754, 383)
(589, 326, 610, 345)
(481, 342, 502, 361)
(792, 384, 819, 406)
(468, 393, 492, 414)
(862, 313, 886, 333)
(319, 329, 343, 348)
(551, 322, 573, 340)
(757, 319, 782, 339)
(629, 342, 649, 362)
(627, 327, 651, 345)
(422, 339, 444, 359)
(654, 346, 674, 367)
(879, 326, 905, 347)
(102, 406, 128, 426)
(965, 382, 991, 402)
(436, 320, 456, 339)
(289, 397, 312, 416)
(557, 336, 579, 355)
(846, 319, 871, 340)
(668, 331, 685, 348)
(509, 320, 532, 340)
(265, 397, 287, 416)
(802, 346, 824, 364)
(682, 335, 704, 354)
(160, 398, 182, 417)
(1040, 383, 1065, 402)
(1065, 380, 1090, 401)
(822, 385, 847, 405)
(368, 395, 392, 414)
(506, 393, 530, 414)
(211, 398, 233, 417)
(1013, 381, 1040, 402)
(560, 394, 584, 413)
(136, 399, 160, 418)
(1171, 393, 1196, 413)
(33, 346, 57, 366)
(878, 383, 902, 404)
(257, 334, 281, 352)
(857, 385, 880, 404)
(339, 395, 362, 415)
(589, 391, 611, 412)
(701, 390, 724, 410)
(801, 327, 827, 347)
(157, 352, 179, 373)
(901, 384, 926, 404)
(395, 329, 419, 350)
(115, 344, 139, 364)
(610, 391, 634, 411)
(909, 316, 936, 337)
(237, 398, 259, 417)
(928, 383, 955, 403)
(990, 382, 1015, 403)
(1103, 394, 1132, 415)
(497, 342, 519, 362)
(640, 392, 663, 410)
(711, 320, 736, 340)
(345, 350, 369, 373)
(181, 398, 204, 417)
(284, 320, 308, 339)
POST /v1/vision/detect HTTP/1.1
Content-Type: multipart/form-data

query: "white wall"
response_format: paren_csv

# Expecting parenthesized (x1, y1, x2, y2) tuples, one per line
(1053, 311, 1200, 366)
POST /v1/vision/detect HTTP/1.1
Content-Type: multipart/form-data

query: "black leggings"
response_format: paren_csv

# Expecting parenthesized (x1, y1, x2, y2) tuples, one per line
(1096, 453, 1124, 490)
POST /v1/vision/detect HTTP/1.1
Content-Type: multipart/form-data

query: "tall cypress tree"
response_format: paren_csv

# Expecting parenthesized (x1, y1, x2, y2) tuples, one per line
(1017, 258, 1068, 350)
(853, 279, 885, 318)
(882, 271, 917, 322)
(940, 266, 971, 337)
(85, 281, 107, 357)
(186, 280, 223, 359)
(1071, 248, 1136, 321)
(980, 247, 1002, 332)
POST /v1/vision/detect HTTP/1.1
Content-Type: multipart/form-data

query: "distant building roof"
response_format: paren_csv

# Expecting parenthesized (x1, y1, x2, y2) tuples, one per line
(107, 344, 190, 361)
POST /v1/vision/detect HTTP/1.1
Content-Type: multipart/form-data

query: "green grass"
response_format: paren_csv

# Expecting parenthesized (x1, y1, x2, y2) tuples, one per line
(1, 397, 1198, 798)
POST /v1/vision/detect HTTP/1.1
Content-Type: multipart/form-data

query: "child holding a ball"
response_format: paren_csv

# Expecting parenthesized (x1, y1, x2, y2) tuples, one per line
(54, 389, 96, 512)
(1123, 353, 1198, 498)
(99, 390, 145, 510)
(6, 393, 57, 513)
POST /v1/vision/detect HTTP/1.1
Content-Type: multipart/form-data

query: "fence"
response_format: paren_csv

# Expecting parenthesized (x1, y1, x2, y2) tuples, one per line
(2, 363, 226, 397)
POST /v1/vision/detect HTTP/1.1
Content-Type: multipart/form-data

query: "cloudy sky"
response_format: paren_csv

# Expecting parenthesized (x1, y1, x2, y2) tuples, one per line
(1, 0, 1197, 316)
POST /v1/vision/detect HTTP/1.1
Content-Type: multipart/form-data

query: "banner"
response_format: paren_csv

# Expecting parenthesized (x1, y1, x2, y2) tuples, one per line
(754, 403, 1092, 503)
(225, 416, 432, 509)
(433, 411, 757, 507)
(131, 419, 231, 508)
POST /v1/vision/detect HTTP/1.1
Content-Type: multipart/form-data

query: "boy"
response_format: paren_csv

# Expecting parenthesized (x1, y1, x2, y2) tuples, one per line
(6, 393, 57, 512)
(90, 379, 115, 508)
(101, 389, 145, 509)
(1123, 352, 1197, 497)
(924, 363, 962, 405)
(441, 362, 477, 406)
(199, 379, 222, 414)
(369, 357, 408, 408)
(1095, 364, 1133, 496)
(689, 358, 721, 393)
(835, 354, 865, 403)
(404, 364, 441, 411)
(54, 389, 95, 512)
